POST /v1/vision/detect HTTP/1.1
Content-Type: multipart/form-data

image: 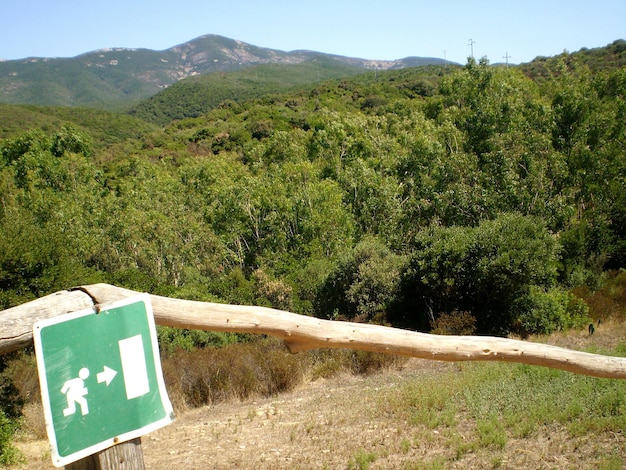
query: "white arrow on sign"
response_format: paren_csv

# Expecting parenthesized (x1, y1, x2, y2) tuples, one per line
(96, 366, 117, 386)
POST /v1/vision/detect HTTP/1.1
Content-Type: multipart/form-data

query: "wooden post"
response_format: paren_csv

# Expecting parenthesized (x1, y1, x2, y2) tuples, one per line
(65, 438, 144, 470)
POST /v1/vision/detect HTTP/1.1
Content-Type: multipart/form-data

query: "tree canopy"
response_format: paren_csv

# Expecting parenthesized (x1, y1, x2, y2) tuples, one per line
(1, 53, 624, 335)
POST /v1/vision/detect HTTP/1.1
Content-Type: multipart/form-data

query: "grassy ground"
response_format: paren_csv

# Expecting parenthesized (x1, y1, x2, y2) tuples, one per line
(7, 317, 626, 469)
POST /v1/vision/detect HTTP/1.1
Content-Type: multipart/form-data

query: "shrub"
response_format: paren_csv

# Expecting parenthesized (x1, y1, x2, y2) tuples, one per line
(0, 354, 26, 466)
(315, 236, 406, 323)
(161, 338, 305, 410)
(513, 286, 591, 336)
(162, 338, 407, 410)
(157, 326, 244, 356)
(347, 350, 406, 375)
(0, 410, 23, 466)
(393, 213, 561, 334)
(572, 270, 626, 320)
(430, 311, 477, 335)
(253, 268, 293, 311)
(307, 348, 406, 379)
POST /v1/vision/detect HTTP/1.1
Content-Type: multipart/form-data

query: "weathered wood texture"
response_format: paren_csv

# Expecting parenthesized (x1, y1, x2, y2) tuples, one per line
(2, 283, 626, 379)
(0, 288, 95, 354)
(65, 438, 144, 470)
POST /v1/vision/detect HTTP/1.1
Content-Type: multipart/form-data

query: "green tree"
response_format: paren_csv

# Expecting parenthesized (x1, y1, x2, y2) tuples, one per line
(393, 214, 560, 334)
(0, 129, 102, 307)
(512, 286, 590, 336)
(316, 236, 406, 323)
(51, 124, 92, 158)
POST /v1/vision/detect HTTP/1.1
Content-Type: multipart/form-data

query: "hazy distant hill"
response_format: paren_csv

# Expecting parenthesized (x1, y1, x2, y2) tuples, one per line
(0, 34, 449, 111)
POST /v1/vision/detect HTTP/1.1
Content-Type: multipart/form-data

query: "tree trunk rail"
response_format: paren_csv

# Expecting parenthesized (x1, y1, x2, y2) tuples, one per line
(2, 283, 626, 379)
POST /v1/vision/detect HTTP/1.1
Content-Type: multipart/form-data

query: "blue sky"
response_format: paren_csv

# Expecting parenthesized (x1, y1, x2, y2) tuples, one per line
(1, 0, 624, 64)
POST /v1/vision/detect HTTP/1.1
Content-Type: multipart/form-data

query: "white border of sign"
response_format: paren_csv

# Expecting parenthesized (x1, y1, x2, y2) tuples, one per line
(33, 293, 174, 467)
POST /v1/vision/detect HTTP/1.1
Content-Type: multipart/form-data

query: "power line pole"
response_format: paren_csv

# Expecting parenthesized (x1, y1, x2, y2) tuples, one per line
(468, 39, 475, 59)
(503, 52, 511, 68)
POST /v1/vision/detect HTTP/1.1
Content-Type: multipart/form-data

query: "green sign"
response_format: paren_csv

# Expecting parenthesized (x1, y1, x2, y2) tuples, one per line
(33, 294, 174, 467)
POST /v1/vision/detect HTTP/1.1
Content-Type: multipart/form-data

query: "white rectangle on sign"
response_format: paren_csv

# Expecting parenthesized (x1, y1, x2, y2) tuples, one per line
(118, 335, 150, 399)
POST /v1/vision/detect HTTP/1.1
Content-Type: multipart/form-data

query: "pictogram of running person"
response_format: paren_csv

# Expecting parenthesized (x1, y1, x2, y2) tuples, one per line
(61, 367, 90, 416)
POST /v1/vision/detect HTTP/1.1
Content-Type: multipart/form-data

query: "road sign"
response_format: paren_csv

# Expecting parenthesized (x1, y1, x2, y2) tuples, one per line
(33, 294, 174, 467)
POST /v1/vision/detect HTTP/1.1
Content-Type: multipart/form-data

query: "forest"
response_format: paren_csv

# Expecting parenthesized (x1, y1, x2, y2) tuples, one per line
(1, 46, 626, 341)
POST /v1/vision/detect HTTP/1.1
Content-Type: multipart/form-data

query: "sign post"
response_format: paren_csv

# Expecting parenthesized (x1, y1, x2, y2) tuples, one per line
(33, 294, 174, 467)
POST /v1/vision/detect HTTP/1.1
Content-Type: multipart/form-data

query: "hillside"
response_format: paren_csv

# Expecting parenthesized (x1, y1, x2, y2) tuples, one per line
(2, 38, 626, 468)
(520, 38, 626, 80)
(0, 34, 450, 111)
(0, 104, 157, 144)
(127, 60, 456, 125)
(127, 58, 369, 124)
(131, 38, 626, 125)
(2, 55, 625, 331)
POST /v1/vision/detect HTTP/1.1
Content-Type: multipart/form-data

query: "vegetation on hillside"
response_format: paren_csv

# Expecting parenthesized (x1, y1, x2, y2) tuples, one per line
(0, 104, 157, 144)
(2, 54, 625, 335)
(520, 39, 626, 81)
(0, 33, 447, 111)
(128, 59, 370, 125)
(1, 42, 626, 465)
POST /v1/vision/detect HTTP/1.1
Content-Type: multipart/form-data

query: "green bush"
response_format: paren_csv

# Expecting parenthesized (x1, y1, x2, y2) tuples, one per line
(0, 410, 23, 466)
(0, 355, 25, 466)
(513, 286, 591, 336)
(315, 236, 406, 323)
(394, 213, 561, 334)
(157, 326, 246, 356)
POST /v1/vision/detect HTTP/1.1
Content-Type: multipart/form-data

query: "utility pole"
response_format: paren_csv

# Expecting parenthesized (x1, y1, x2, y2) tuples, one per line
(443, 49, 447, 69)
(468, 39, 475, 59)
(503, 52, 511, 68)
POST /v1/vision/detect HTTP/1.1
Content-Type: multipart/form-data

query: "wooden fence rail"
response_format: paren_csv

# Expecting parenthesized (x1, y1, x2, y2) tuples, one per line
(2, 283, 626, 379)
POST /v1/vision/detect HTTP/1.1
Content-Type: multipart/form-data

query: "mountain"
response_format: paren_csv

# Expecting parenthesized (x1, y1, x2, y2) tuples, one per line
(0, 34, 450, 111)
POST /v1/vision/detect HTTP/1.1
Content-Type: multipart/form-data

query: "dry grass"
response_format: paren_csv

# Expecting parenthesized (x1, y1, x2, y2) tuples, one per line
(162, 337, 407, 412)
(138, 353, 626, 469)
(162, 338, 308, 410)
(5, 304, 626, 469)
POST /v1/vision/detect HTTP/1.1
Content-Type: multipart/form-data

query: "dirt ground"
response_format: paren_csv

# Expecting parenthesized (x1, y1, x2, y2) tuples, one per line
(13, 323, 626, 469)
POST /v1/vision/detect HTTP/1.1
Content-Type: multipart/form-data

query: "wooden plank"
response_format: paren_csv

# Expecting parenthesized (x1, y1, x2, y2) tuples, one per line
(2, 283, 626, 379)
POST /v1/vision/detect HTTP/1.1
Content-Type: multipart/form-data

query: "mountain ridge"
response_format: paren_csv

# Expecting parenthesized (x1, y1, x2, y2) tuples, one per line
(0, 34, 450, 110)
